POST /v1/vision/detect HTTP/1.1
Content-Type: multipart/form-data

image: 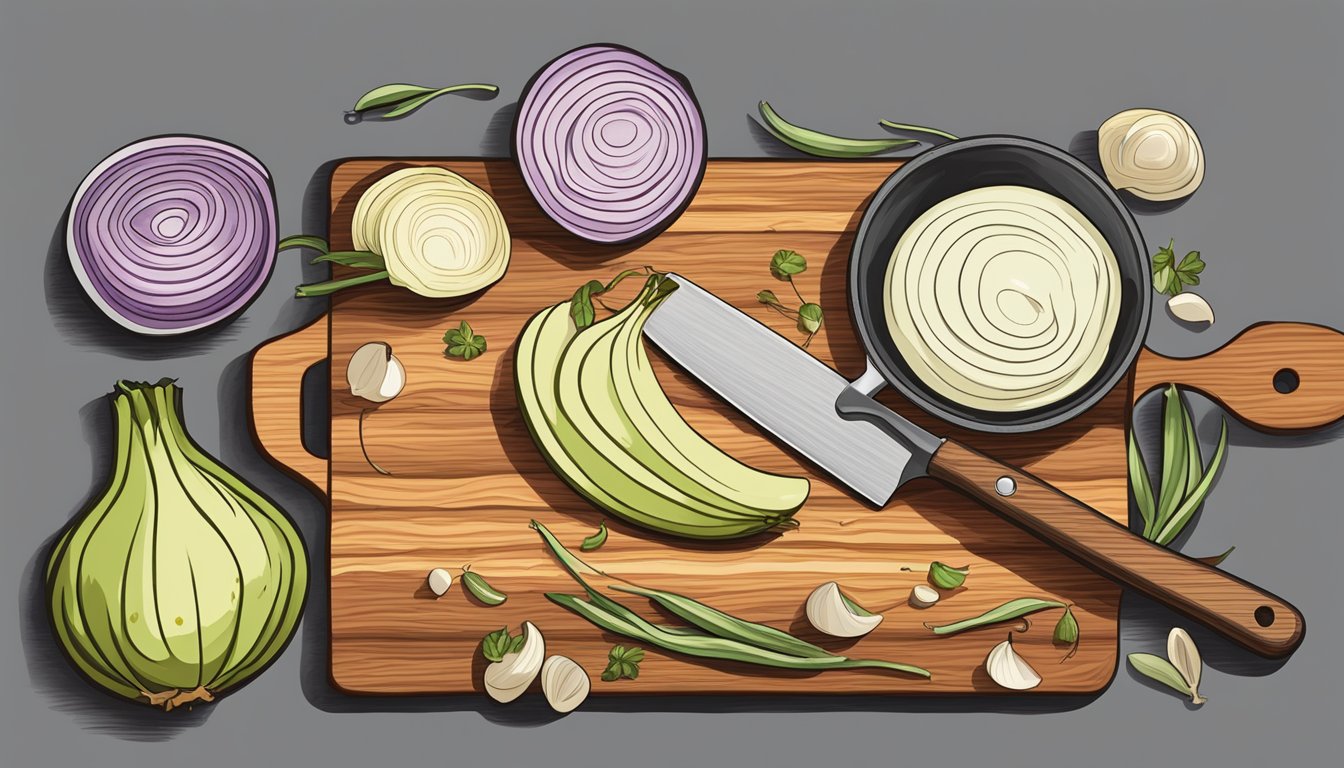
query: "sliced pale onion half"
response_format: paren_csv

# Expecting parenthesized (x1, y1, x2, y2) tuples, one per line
(1098, 108, 1205, 201)
(352, 167, 510, 298)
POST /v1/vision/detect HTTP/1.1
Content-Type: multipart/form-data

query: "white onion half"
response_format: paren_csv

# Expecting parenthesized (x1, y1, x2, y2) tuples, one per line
(884, 185, 1123, 412)
(352, 167, 510, 298)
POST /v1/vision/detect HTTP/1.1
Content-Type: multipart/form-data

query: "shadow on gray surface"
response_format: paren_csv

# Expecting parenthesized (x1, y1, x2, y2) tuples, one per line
(44, 209, 248, 360)
(479, 101, 518, 157)
(19, 396, 216, 741)
(270, 160, 342, 337)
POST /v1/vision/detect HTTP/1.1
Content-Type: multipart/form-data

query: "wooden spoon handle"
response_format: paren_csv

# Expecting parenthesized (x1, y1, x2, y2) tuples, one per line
(1133, 321, 1344, 432)
(929, 439, 1304, 658)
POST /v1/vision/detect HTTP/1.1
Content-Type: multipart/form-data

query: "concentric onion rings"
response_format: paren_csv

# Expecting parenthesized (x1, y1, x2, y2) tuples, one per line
(514, 44, 707, 244)
(352, 167, 510, 298)
(67, 135, 277, 335)
(883, 186, 1122, 412)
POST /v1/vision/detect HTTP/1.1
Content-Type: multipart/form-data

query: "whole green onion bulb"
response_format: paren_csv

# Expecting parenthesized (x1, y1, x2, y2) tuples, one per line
(46, 380, 307, 711)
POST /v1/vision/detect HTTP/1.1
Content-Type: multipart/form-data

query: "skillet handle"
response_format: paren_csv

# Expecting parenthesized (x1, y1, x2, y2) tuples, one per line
(928, 439, 1304, 658)
(1133, 321, 1344, 432)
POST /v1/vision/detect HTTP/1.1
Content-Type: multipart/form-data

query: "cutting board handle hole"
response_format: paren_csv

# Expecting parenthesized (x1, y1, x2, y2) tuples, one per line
(300, 359, 331, 460)
(1254, 605, 1276, 627)
(1273, 368, 1300, 394)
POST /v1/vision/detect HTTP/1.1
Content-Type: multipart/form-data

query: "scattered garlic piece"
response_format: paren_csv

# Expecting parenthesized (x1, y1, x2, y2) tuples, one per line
(1167, 627, 1206, 705)
(541, 655, 590, 713)
(805, 581, 883, 638)
(909, 584, 940, 609)
(1167, 293, 1215, 325)
(426, 568, 453, 597)
(348, 342, 406, 402)
(484, 621, 545, 703)
(985, 634, 1042, 690)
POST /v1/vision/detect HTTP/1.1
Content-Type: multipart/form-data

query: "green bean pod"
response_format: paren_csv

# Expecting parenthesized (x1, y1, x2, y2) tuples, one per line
(461, 567, 507, 606)
(611, 584, 832, 659)
(925, 598, 1066, 636)
(756, 102, 918, 158)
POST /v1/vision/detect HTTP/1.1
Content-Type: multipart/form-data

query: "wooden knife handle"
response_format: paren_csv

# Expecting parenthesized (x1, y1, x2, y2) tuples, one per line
(1133, 321, 1344, 432)
(928, 439, 1304, 658)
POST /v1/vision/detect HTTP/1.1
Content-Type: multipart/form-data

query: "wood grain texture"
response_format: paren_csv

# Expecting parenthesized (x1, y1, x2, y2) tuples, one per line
(928, 440, 1303, 657)
(1132, 322, 1344, 430)
(289, 159, 1146, 696)
(249, 315, 328, 497)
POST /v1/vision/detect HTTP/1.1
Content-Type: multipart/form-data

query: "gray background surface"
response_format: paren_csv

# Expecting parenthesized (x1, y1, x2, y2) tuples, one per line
(2, 0, 1341, 765)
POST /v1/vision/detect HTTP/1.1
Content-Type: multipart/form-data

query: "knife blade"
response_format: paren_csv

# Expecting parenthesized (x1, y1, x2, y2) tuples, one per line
(643, 273, 941, 506)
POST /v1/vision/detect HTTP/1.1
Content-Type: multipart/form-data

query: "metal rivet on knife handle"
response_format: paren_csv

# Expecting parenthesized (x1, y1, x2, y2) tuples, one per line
(995, 476, 1017, 496)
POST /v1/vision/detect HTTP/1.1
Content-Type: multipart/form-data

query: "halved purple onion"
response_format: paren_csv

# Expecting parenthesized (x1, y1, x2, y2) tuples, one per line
(67, 135, 277, 335)
(514, 44, 707, 244)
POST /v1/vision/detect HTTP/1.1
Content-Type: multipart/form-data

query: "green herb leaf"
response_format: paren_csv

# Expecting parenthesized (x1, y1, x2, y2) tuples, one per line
(278, 235, 331, 253)
(444, 321, 487, 361)
(757, 289, 783, 306)
(602, 643, 645, 681)
(1154, 385, 1191, 535)
(569, 280, 605, 329)
(770, 249, 808, 279)
(1128, 652, 1200, 702)
(1151, 240, 1206, 296)
(604, 267, 647, 294)
(580, 521, 608, 551)
(928, 561, 970, 590)
(1154, 418, 1228, 545)
(1053, 605, 1080, 661)
(481, 627, 521, 662)
(797, 303, 824, 334)
(351, 83, 499, 118)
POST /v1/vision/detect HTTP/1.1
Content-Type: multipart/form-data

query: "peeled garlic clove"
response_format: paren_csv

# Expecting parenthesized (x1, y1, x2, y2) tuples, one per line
(805, 581, 883, 638)
(484, 621, 544, 703)
(426, 568, 453, 597)
(348, 342, 406, 403)
(1167, 627, 1206, 705)
(1167, 293, 1214, 325)
(909, 584, 940, 609)
(1098, 108, 1204, 201)
(986, 634, 1042, 690)
(541, 655, 590, 713)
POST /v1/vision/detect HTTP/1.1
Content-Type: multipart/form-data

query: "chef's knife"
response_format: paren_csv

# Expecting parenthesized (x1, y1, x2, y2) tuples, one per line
(643, 273, 1303, 658)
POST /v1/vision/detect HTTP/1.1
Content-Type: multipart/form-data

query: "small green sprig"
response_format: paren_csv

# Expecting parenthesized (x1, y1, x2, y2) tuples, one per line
(481, 626, 526, 662)
(601, 644, 645, 682)
(1151, 239, 1205, 296)
(758, 250, 824, 347)
(444, 321, 487, 360)
(1128, 384, 1228, 548)
(569, 267, 650, 329)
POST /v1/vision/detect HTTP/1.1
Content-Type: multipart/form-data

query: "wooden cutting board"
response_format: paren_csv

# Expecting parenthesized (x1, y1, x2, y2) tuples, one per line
(250, 158, 1344, 697)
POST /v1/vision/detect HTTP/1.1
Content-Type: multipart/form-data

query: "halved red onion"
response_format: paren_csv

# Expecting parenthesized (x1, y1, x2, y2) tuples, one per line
(68, 135, 277, 335)
(514, 44, 707, 244)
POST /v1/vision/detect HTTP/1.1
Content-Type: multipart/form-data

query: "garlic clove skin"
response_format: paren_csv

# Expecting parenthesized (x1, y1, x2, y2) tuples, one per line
(348, 342, 405, 403)
(909, 584, 940, 609)
(1167, 293, 1214, 326)
(484, 621, 544, 703)
(986, 634, 1042, 691)
(1167, 627, 1206, 704)
(805, 581, 883, 638)
(426, 568, 453, 597)
(540, 655, 590, 713)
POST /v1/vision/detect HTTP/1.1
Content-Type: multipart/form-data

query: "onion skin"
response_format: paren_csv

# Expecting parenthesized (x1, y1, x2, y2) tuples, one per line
(46, 380, 307, 711)
(67, 135, 277, 335)
(514, 43, 707, 245)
